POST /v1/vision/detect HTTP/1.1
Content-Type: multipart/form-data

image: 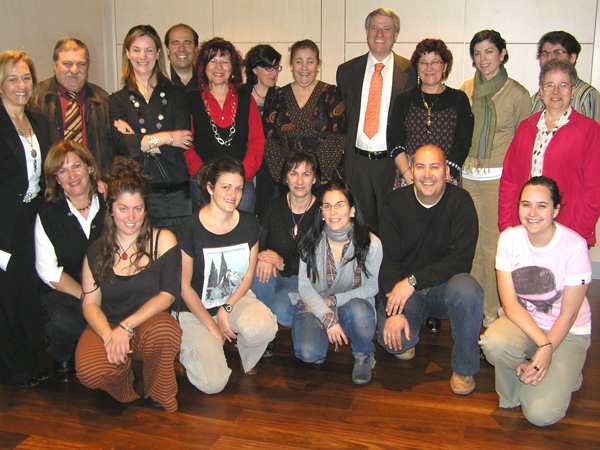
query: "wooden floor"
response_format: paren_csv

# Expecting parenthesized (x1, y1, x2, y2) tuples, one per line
(2, 284, 599, 450)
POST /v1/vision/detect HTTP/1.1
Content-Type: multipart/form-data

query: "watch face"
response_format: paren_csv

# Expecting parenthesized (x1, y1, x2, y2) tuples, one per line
(408, 275, 416, 286)
(224, 304, 232, 313)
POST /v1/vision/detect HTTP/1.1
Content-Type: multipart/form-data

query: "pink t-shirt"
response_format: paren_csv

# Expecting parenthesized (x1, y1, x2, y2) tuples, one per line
(496, 223, 592, 334)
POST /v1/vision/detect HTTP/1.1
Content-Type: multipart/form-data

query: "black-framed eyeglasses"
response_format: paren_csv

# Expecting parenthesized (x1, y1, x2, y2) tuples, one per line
(260, 65, 282, 73)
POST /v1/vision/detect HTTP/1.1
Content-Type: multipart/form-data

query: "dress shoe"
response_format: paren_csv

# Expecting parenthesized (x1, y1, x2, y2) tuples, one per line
(352, 352, 375, 385)
(18, 377, 39, 388)
(54, 360, 75, 383)
(425, 317, 441, 333)
(262, 340, 275, 358)
(394, 347, 415, 360)
(450, 372, 475, 395)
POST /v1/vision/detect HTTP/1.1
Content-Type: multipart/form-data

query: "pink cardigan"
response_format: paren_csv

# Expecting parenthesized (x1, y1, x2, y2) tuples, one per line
(499, 109, 600, 244)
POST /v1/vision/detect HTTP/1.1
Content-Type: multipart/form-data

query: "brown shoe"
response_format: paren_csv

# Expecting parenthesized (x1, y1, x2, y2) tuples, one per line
(451, 372, 475, 395)
(394, 347, 415, 360)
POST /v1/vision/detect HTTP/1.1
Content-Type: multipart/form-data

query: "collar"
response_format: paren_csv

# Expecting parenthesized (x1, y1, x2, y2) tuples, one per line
(537, 107, 572, 133)
(56, 78, 85, 100)
(366, 52, 393, 73)
(201, 83, 236, 102)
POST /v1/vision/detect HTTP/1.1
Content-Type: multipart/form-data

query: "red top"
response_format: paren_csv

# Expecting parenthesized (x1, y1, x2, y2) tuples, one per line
(184, 84, 264, 180)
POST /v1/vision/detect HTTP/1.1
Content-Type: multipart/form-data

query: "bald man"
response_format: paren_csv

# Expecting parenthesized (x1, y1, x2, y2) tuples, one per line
(377, 145, 483, 395)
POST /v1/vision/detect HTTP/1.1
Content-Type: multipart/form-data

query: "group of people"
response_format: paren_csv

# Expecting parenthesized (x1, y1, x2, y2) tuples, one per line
(1, 6, 597, 427)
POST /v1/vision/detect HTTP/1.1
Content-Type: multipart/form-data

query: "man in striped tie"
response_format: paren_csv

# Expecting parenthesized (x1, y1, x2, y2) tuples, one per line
(36, 38, 113, 174)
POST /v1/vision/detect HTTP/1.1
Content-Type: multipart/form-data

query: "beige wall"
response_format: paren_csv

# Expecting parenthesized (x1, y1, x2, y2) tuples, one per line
(3, 0, 600, 270)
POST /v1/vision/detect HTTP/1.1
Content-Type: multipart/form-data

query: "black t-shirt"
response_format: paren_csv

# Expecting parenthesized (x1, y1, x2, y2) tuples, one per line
(86, 240, 182, 325)
(175, 210, 259, 315)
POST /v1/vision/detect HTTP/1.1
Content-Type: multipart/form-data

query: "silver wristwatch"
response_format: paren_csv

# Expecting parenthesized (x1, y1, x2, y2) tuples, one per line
(408, 274, 417, 288)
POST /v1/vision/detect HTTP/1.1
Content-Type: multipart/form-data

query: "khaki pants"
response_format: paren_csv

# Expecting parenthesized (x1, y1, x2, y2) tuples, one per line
(174, 293, 277, 394)
(480, 315, 590, 426)
(463, 177, 500, 323)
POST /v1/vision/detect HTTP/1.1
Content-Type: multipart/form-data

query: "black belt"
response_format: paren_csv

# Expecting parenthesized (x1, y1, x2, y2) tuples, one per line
(355, 148, 388, 160)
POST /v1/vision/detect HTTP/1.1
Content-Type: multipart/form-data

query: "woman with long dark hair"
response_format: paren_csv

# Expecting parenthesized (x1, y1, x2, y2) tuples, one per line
(292, 181, 382, 384)
(75, 157, 182, 412)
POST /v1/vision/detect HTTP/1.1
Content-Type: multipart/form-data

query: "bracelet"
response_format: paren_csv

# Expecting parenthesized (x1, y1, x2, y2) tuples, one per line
(538, 342, 552, 349)
(147, 135, 159, 150)
(402, 168, 411, 175)
(119, 321, 134, 339)
(169, 132, 174, 146)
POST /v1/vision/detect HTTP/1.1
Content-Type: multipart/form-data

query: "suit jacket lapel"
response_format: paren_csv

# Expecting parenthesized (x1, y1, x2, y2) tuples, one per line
(0, 103, 28, 173)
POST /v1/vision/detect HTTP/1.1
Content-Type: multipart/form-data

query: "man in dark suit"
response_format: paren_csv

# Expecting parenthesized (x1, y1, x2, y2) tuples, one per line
(337, 7, 416, 233)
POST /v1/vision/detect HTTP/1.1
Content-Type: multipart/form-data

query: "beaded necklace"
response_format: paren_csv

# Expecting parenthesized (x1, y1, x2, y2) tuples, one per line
(16, 125, 38, 172)
(129, 90, 167, 134)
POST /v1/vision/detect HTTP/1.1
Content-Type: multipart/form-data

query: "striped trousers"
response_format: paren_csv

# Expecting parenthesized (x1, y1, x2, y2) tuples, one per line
(75, 312, 182, 412)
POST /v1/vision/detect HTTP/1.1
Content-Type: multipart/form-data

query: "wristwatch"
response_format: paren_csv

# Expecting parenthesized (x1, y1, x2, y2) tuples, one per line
(408, 274, 417, 288)
(222, 303, 233, 313)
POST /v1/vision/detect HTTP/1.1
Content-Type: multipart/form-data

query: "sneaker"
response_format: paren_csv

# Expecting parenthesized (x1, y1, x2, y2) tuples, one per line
(394, 347, 415, 360)
(352, 352, 375, 385)
(451, 372, 475, 395)
(262, 340, 275, 358)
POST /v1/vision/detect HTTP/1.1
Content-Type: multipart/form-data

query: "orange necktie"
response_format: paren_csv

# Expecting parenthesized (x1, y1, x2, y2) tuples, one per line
(363, 63, 384, 139)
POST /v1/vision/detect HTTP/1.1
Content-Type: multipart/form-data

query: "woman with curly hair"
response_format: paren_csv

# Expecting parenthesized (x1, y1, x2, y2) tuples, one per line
(75, 157, 182, 412)
(185, 38, 265, 213)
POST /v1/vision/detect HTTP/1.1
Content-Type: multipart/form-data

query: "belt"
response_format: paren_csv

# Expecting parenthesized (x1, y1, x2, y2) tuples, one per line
(355, 148, 388, 160)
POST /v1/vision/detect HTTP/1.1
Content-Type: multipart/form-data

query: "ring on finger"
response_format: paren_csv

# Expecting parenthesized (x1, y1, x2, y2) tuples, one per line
(534, 366, 540, 372)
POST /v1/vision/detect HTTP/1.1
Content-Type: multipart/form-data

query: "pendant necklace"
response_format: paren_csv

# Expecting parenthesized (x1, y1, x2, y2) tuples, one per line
(117, 239, 136, 261)
(420, 89, 441, 134)
(16, 125, 38, 172)
(253, 86, 266, 101)
(288, 194, 312, 238)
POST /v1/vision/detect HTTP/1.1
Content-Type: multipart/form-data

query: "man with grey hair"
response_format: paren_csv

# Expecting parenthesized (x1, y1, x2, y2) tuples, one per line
(36, 38, 113, 174)
(337, 7, 416, 234)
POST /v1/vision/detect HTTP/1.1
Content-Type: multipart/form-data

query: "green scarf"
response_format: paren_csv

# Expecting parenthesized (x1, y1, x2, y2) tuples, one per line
(464, 66, 508, 173)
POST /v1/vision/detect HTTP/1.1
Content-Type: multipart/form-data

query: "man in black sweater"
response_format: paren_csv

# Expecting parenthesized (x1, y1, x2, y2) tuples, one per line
(377, 145, 483, 395)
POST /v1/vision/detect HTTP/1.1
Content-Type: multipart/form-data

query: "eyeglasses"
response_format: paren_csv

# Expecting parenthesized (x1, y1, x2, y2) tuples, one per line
(418, 60, 443, 69)
(542, 82, 572, 93)
(539, 49, 568, 59)
(320, 201, 348, 212)
(261, 65, 282, 73)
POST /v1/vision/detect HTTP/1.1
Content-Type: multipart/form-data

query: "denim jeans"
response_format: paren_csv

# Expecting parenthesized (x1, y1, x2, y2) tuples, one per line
(251, 273, 297, 327)
(377, 273, 483, 376)
(292, 298, 376, 363)
(190, 177, 255, 214)
(40, 290, 88, 362)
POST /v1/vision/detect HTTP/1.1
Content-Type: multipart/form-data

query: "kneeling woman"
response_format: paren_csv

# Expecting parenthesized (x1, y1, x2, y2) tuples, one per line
(76, 158, 182, 412)
(174, 157, 277, 394)
(292, 181, 382, 384)
(481, 176, 592, 426)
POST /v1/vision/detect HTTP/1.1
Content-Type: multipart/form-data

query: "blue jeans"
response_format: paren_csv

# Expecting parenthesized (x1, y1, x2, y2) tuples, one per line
(377, 273, 483, 376)
(251, 273, 297, 327)
(190, 177, 255, 214)
(292, 298, 376, 363)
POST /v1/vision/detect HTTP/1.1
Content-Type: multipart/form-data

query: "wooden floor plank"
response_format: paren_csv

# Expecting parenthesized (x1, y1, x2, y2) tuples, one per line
(2, 282, 599, 449)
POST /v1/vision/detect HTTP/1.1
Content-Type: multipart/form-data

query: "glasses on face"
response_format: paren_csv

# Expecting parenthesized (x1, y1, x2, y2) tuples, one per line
(418, 60, 443, 69)
(261, 65, 282, 73)
(539, 49, 568, 59)
(320, 201, 348, 212)
(542, 82, 572, 93)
